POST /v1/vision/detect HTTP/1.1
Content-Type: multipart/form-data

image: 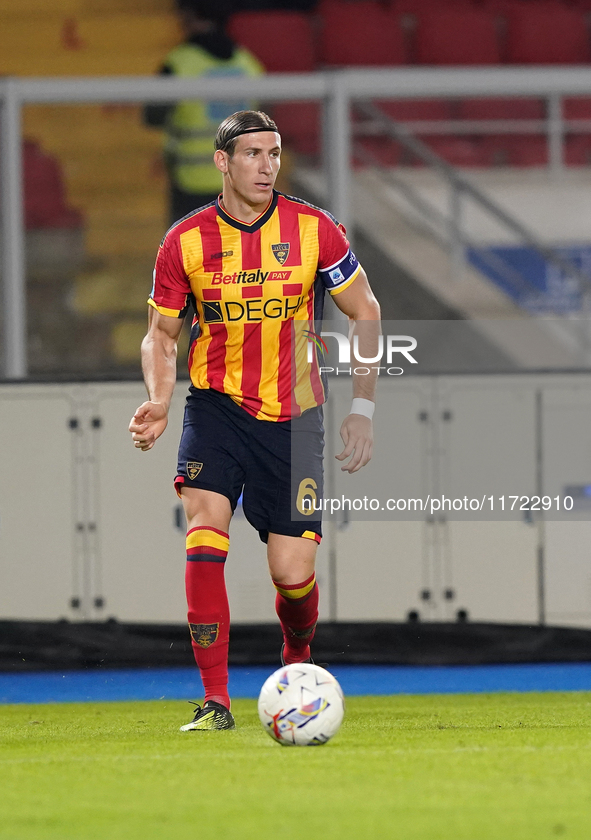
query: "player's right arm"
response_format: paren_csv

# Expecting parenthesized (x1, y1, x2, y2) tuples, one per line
(129, 308, 184, 451)
(130, 225, 191, 450)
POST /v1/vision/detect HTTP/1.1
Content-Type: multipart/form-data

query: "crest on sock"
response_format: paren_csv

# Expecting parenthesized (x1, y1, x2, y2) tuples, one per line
(190, 622, 219, 648)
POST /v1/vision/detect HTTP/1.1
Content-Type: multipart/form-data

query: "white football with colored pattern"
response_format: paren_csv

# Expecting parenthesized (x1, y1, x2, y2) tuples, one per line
(258, 663, 345, 746)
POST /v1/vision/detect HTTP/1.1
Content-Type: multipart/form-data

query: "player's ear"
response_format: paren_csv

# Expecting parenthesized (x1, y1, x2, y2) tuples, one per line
(214, 150, 229, 174)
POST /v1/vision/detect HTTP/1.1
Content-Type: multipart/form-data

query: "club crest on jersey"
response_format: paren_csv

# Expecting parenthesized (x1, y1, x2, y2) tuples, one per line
(189, 622, 219, 648)
(187, 462, 203, 479)
(272, 243, 290, 265)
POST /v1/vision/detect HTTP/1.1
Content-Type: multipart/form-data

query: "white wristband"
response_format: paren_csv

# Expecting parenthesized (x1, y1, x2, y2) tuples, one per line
(350, 398, 375, 419)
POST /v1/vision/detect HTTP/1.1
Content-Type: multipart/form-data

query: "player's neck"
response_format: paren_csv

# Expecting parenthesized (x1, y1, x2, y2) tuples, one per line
(220, 191, 272, 225)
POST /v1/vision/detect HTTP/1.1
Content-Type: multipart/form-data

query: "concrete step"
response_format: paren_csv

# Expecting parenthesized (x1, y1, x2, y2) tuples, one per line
(294, 165, 581, 370)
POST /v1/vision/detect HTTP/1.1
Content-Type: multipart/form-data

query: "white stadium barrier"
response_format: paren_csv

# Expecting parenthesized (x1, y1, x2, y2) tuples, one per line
(1, 375, 590, 628)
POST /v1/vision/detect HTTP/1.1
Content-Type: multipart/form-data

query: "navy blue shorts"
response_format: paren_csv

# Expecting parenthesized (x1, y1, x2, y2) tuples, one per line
(175, 387, 324, 544)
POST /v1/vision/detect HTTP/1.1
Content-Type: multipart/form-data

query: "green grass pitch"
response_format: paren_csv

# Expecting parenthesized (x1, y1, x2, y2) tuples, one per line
(2, 692, 591, 840)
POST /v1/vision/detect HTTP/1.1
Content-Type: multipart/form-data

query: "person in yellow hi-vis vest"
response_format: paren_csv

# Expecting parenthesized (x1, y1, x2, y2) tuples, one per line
(145, 0, 264, 225)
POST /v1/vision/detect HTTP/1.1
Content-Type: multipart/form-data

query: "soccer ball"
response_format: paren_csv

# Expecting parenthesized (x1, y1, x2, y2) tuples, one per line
(257, 663, 345, 746)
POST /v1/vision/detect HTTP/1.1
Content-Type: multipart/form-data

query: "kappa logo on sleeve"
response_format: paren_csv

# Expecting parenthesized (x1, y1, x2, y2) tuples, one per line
(210, 250, 234, 259)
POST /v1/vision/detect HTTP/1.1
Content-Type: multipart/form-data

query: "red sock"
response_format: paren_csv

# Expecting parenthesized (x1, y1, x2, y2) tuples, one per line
(273, 573, 319, 665)
(185, 526, 230, 709)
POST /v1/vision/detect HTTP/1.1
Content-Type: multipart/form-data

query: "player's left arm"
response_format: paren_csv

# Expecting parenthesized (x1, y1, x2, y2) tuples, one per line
(332, 267, 381, 473)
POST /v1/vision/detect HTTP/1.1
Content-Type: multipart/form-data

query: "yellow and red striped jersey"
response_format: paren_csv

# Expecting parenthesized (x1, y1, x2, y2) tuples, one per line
(149, 191, 361, 421)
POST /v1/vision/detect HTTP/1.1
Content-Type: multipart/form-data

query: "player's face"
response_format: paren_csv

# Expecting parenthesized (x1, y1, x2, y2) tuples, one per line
(218, 132, 281, 208)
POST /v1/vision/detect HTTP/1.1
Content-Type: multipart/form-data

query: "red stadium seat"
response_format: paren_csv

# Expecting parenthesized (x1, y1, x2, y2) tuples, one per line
(563, 97, 591, 119)
(481, 0, 553, 12)
(354, 136, 401, 167)
(505, 6, 591, 64)
(391, 0, 473, 13)
(458, 97, 545, 120)
(421, 137, 488, 167)
(565, 135, 591, 165)
(572, 0, 591, 9)
(319, 1, 406, 66)
(481, 135, 549, 166)
(376, 98, 453, 121)
(352, 100, 451, 163)
(272, 102, 321, 156)
(415, 8, 501, 65)
(23, 139, 83, 230)
(228, 11, 316, 72)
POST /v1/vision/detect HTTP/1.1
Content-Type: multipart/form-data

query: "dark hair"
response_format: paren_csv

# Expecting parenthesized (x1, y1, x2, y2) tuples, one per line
(214, 111, 279, 157)
(176, 0, 233, 25)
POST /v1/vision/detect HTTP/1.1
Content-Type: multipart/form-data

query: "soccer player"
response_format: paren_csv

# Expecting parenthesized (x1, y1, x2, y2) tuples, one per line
(129, 110, 380, 731)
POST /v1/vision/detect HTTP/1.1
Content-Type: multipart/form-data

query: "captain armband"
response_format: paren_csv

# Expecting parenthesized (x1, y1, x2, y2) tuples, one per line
(318, 249, 361, 295)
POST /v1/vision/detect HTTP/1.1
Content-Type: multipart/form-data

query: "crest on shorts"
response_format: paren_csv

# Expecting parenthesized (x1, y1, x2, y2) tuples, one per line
(187, 461, 203, 480)
(272, 243, 290, 265)
(189, 623, 219, 648)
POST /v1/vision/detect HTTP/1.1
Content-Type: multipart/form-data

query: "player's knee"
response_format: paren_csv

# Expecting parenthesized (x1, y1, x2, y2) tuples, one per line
(185, 509, 230, 533)
(181, 488, 232, 531)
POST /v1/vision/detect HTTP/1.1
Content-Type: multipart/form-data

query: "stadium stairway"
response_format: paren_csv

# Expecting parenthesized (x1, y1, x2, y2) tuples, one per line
(294, 164, 583, 371)
(21, 103, 169, 370)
